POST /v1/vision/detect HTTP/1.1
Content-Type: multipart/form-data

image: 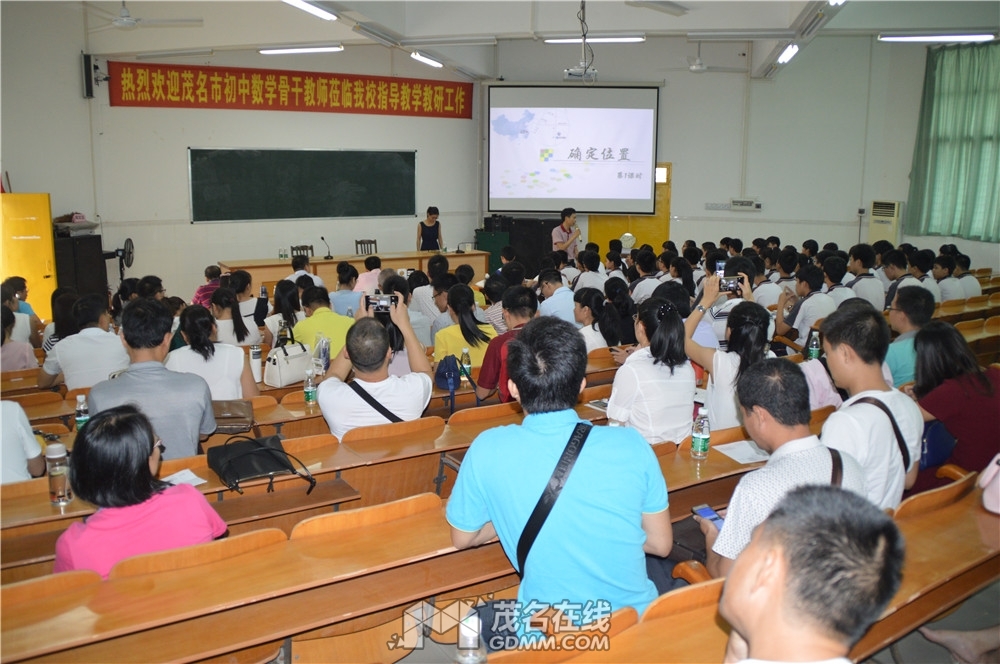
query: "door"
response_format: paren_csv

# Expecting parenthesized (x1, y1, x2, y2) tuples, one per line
(1, 193, 56, 320)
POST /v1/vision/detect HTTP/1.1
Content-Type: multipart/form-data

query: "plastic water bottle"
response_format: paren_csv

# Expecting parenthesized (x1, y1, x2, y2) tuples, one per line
(74, 395, 89, 430)
(806, 333, 821, 360)
(454, 612, 487, 664)
(249, 344, 263, 383)
(315, 332, 331, 373)
(46, 443, 73, 505)
(460, 348, 472, 385)
(691, 407, 710, 460)
(303, 369, 317, 405)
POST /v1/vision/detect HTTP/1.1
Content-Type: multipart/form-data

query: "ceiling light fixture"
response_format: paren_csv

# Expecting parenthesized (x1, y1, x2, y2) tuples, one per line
(623, 1, 688, 17)
(280, 0, 337, 21)
(410, 51, 443, 68)
(877, 33, 996, 43)
(353, 24, 401, 49)
(136, 48, 214, 60)
(259, 44, 344, 55)
(544, 35, 645, 44)
(777, 44, 799, 64)
(828, 0, 846, 6)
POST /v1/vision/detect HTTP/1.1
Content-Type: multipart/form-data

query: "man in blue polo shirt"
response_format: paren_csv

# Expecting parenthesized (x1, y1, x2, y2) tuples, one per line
(447, 316, 672, 647)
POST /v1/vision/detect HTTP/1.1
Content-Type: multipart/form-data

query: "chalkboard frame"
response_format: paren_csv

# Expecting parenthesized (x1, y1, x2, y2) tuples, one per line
(188, 148, 417, 223)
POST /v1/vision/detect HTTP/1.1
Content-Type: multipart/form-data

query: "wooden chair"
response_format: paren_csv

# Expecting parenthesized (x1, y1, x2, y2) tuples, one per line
(355, 239, 378, 255)
(488, 606, 640, 663)
(955, 318, 984, 337)
(670, 560, 714, 586)
(893, 464, 976, 520)
(771, 334, 803, 354)
(578, 382, 612, 404)
(291, 492, 440, 539)
(250, 394, 278, 409)
(341, 416, 446, 445)
(290, 245, 314, 258)
(281, 391, 306, 405)
(108, 528, 287, 579)
(6, 391, 63, 407)
(641, 575, 724, 622)
(808, 404, 836, 435)
(448, 401, 521, 425)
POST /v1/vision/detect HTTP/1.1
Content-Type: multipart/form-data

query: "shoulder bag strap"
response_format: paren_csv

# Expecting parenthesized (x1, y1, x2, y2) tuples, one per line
(516, 422, 592, 579)
(347, 381, 403, 423)
(829, 447, 843, 487)
(853, 396, 910, 469)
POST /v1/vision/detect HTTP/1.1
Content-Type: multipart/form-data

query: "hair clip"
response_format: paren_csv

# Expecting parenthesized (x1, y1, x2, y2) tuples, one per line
(657, 302, 677, 320)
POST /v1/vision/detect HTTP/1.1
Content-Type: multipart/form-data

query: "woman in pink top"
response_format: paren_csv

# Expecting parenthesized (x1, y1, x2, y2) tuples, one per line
(54, 405, 226, 578)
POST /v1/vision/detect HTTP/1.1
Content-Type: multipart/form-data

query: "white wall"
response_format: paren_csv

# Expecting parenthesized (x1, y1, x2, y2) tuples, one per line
(2, 3, 996, 302)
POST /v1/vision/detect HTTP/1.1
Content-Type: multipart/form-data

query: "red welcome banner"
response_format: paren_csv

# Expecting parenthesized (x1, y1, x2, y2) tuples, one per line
(107, 60, 472, 119)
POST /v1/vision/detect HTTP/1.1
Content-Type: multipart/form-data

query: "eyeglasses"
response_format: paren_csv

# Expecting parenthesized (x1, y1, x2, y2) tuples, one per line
(154, 439, 166, 455)
(632, 313, 640, 322)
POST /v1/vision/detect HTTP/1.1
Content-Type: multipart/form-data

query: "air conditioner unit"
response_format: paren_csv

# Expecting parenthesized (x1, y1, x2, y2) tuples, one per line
(868, 200, 902, 245)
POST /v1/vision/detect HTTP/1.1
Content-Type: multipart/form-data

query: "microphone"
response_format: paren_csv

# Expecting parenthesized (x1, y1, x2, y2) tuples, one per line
(320, 236, 333, 260)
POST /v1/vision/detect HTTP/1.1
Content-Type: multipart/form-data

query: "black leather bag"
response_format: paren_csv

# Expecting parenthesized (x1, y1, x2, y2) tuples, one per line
(207, 434, 315, 494)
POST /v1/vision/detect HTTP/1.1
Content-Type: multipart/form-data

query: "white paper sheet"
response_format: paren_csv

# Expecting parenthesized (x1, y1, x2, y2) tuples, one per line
(713, 440, 770, 464)
(162, 468, 208, 486)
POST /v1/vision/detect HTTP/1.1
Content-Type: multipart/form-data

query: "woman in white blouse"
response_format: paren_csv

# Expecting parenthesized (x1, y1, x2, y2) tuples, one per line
(573, 288, 622, 354)
(262, 280, 306, 347)
(607, 297, 695, 445)
(165, 305, 258, 400)
(211, 288, 262, 347)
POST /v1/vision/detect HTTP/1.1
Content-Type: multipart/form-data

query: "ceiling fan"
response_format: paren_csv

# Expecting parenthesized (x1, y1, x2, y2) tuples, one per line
(87, 1, 203, 33)
(662, 42, 748, 74)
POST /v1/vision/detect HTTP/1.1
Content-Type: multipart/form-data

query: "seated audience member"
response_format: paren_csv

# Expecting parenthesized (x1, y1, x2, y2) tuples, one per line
(433, 284, 496, 368)
(377, 268, 398, 294)
(496, 245, 516, 274)
(751, 237, 767, 255)
(698, 360, 866, 578)
(801, 239, 819, 262)
(772, 249, 799, 292)
(429, 273, 460, 339)
(885, 286, 934, 386)
(165, 296, 186, 335)
(870, 239, 895, 289)
(481, 275, 509, 335)
(585, 242, 606, 274)
(262, 280, 305, 347)
(110, 278, 140, 326)
(89, 299, 216, 459)
(749, 256, 782, 310)
(629, 250, 661, 304)
(284, 254, 324, 288)
(379, 275, 430, 374)
(652, 280, 718, 350)
(551, 250, 578, 285)
(704, 256, 773, 350)
(2, 277, 43, 346)
(54, 406, 226, 578)
(1, 307, 37, 372)
(499, 260, 527, 290)
(136, 275, 166, 300)
(775, 265, 837, 349)
(447, 317, 672, 642)
(727, 238, 744, 257)
(353, 256, 382, 294)
(475, 286, 537, 403)
(293, 286, 354, 357)
(192, 265, 222, 308)
(318, 303, 432, 439)
(1, 400, 45, 484)
(1, 284, 38, 346)
(38, 294, 129, 389)
(537, 269, 577, 327)
(932, 254, 965, 302)
(909, 248, 942, 303)
(330, 261, 363, 316)
(41, 288, 79, 351)
(846, 243, 886, 310)
(882, 249, 921, 309)
(573, 287, 621, 353)
(766, 235, 781, 250)
(607, 297, 695, 445)
(229, 269, 268, 328)
(165, 305, 258, 400)
(655, 251, 674, 279)
(573, 250, 608, 291)
(719, 485, 904, 664)
(669, 257, 696, 298)
(604, 251, 627, 282)
(822, 256, 856, 306)
(210, 287, 261, 347)
(294, 274, 315, 301)
(412, 255, 450, 323)
(686, 276, 772, 430)
(906, 321, 1000, 492)
(454, 263, 486, 308)
(605, 277, 638, 345)
(819, 304, 922, 509)
(953, 254, 983, 298)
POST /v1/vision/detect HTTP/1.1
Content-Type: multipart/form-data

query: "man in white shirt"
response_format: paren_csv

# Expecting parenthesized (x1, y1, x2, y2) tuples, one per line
(954, 254, 983, 298)
(933, 254, 966, 302)
(821, 257, 856, 307)
(846, 243, 886, 310)
(629, 250, 660, 304)
(819, 304, 922, 509)
(749, 257, 782, 310)
(38, 294, 130, 390)
(317, 299, 432, 440)
(572, 250, 607, 291)
(1, 401, 45, 484)
(774, 265, 837, 349)
(697, 359, 866, 578)
(718, 485, 904, 664)
(910, 249, 942, 303)
(284, 255, 324, 288)
(881, 250, 922, 310)
(411, 254, 450, 323)
(551, 207, 581, 261)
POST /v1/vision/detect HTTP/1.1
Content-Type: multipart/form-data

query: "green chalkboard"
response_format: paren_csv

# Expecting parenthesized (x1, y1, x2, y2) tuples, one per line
(189, 148, 416, 222)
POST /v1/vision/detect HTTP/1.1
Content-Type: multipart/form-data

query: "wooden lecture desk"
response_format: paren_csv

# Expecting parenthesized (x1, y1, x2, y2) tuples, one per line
(220, 250, 491, 291)
(565, 487, 1000, 663)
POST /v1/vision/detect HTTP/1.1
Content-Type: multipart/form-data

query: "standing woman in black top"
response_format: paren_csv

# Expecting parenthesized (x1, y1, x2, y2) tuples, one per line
(417, 206, 444, 251)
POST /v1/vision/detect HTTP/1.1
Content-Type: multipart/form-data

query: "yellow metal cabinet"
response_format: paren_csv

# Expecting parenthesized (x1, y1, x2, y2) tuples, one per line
(1, 193, 56, 321)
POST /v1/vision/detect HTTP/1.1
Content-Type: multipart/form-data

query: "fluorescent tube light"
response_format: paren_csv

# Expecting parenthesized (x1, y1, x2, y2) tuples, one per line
(259, 45, 344, 55)
(828, 0, 846, 5)
(687, 29, 796, 42)
(410, 51, 443, 68)
(877, 33, 995, 43)
(777, 44, 799, 64)
(136, 48, 214, 60)
(544, 35, 645, 44)
(353, 24, 401, 49)
(281, 0, 337, 21)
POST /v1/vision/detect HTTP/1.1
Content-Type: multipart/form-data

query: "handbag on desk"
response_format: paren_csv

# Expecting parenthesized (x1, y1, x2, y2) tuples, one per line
(434, 355, 480, 414)
(263, 329, 312, 388)
(207, 434, 316, 494)
(211, 400, 255, 435)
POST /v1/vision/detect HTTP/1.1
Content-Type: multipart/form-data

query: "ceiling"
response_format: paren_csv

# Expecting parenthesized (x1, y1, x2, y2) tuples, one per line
(82, 1, 1000, 78)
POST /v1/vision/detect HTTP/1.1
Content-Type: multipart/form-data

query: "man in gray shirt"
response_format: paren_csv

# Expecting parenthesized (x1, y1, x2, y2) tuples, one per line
(89, 298, 215, 459)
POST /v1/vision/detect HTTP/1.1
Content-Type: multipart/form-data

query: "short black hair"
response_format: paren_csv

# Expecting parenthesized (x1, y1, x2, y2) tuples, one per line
(881, 250, 908, 271)
(634, 249, 657, 275)
(894, 286, 935, 327)
(500, 245, 516, 261)
(301, 286, 331, 309)
(758, 485, 904, 646)
(73, 293, 109, 329)
(871, 240, 895, 257)
(537, 268, 563, 286)
(933, 254, 956, 276)
(346, 317, 389, 373)
(911, 249, 934, 275)
(506, 317, 586, 414)
(729, 238, 744, 253)
(609, 239, 623, 253)
(500, 261, 526, 287)
(794, 264, 822, 293)
(802, 239, 819, 256)
(121, 297, 172, 349)
(766, 235, 781, 247)
(407, 270, 430, 290)
(736, 358, 810, 426)
(427, 205, 439, 215)
(777, 249, 799, 274)
(955, 254, 972, 271)
(136, 275, 163, 299)
(337, 261, 359, 285)
(849, 244, 876, 269)
(652, 280, 692, 317)
(69, 405, 169, 508)
(291, 255, 309, 271)
(560, 207, 576, 222)
(822, 257, 848, 285)
(2, 276, 27, 293)
(432, 273, 459, 295)
(382, 274, 411, 300)
(820, 303, 890, 364)
(454, 264, 475, 286)
(502, 285, 538, 319)
(724, 256, 755, 282)
(295, 274, 315, 291)
(204, 265, 221, 280)
(483, 276, 509, 306)
(427, 254, 450, 280)
(579, 250, 600, 273)
(364, 256, 382, 271)
(683, 246, 702, 266)
(823, 242, 839, 251)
